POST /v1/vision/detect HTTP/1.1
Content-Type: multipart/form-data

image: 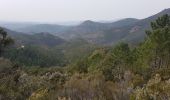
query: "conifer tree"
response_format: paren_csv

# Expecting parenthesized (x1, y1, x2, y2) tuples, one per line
(0, 28, 14, 57)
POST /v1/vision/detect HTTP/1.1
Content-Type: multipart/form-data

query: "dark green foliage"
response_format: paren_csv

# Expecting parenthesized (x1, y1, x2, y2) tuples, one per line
(145, 14, 170, 68)
(99, 43, 137, 81)
(150, 14, 170, 30)
(70, 43, 133, 81)
(13, 32, 65, 47)
(56, 38, 96, 63)
(0, 28, 14, 56)
(3, 46, 67, 67)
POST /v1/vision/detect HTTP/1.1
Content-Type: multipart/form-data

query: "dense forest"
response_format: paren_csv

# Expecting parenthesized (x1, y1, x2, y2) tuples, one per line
(0, 14, 170, 100)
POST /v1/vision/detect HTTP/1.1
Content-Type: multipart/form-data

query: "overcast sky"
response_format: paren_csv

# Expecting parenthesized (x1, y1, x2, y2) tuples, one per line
(0, 0, 170, 22)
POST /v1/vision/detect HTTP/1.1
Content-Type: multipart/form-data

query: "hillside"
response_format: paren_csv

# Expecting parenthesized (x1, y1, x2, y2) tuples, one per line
(58, 18, 139, 43)
(122, 8, 170, 43)
(60, 8, 170, 45)
(1, 27, 66, 47)
(15, 24, 71, 34)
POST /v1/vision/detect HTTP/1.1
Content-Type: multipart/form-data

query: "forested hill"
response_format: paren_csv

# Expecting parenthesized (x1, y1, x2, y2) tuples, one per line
(1, 27, 66, 47)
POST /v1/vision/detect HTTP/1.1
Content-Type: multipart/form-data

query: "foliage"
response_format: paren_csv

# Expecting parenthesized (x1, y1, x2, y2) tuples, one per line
(0, 28, 14, 56)
(3, 45, 67, 67)
(145, 14, 170, 68)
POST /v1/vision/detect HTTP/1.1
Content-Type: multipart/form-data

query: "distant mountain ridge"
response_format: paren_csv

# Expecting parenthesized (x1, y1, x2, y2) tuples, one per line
(57, 9, 170, 44)
(58, 18, 139, 41)
(0, 27, 66, 47)
(0, 8, 170, 46)
(64, 8, 170, 45)
(15, 24, 71, 34)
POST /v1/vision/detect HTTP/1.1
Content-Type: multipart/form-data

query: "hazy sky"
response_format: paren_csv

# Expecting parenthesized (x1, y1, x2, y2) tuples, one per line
(0, 0, 170, 22)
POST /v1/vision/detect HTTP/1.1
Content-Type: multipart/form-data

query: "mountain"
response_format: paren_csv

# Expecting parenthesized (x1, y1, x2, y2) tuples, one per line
(14, 24, 71, 34)
(2, 8, 170, 46)
(109, 18, 139, 27)
(5, 18, 139, 41)
(0, 22, 36, 31)
(122, 8, 170, 44)
(1, 27, 66, 47)
(58, 18, 139, 41)
(60, 8, 170, 45)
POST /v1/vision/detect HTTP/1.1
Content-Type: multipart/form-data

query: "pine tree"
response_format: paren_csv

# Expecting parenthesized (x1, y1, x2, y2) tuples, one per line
(0, 28, 14, 57)
(145, 14, 170, 68)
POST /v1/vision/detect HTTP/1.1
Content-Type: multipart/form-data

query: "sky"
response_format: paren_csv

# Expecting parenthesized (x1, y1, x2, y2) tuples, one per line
(0, 0, 170, 22)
